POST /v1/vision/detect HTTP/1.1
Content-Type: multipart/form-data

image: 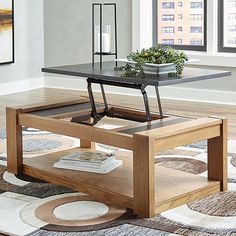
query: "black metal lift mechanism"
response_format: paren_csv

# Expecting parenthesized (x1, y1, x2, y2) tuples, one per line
(75, 78, 163, 126)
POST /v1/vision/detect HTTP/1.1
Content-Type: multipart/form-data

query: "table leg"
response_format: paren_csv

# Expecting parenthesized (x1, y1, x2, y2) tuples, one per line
(133, 134, 155, 218)
(208, 118, 228, 191)
(80, 139, 96, 149)
(6, 107, 23, 175)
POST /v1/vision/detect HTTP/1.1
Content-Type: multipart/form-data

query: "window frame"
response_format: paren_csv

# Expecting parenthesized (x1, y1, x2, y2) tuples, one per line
(218, 0, 236, 53)
(152, 0, 207, 51)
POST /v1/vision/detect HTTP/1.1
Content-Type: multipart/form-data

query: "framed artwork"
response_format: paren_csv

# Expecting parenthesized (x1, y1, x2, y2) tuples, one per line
(0, 0, 14, 65)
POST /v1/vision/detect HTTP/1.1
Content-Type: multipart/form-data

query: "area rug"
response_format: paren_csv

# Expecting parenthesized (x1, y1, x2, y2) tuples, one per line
(1, 126, 236, 236)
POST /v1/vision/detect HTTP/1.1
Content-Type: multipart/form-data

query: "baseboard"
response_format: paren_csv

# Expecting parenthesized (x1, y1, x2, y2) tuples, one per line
(0, 77, 44, 96)
(45, 76, 236, 106)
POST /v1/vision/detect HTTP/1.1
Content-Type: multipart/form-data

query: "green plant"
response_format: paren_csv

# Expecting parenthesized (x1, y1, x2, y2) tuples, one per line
(115, 45, 188, 77)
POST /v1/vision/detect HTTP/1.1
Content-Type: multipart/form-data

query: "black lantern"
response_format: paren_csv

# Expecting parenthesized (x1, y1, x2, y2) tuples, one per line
(92, 3, 118, 69)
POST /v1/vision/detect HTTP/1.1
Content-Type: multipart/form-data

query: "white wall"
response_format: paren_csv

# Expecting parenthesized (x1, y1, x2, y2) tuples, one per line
(0, 0, 44, 95)
(43, 0, 132, 66)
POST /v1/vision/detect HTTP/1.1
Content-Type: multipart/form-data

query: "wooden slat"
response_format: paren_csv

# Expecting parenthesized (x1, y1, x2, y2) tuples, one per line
(109, 107, 162, 121)
(29, 102, 104, 119)
(208, 118, 228, 191)
(18, 114, 133, 150)
(154, 125, 221, 152)
(113, 116, 181, 132)
(49, 107, 106, 119)
(155, 183, 220, 214)
(6, 107, 23, 174)
(137, 117, 222, 138)
(21, 98, 89, 113)
(119, 117, 189, 135)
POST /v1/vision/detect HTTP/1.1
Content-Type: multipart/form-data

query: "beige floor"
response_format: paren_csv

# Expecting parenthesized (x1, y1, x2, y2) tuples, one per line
(1, 88, 236, 138)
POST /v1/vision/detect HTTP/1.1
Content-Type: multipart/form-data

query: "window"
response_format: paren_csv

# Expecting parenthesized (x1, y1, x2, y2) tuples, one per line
(227, 38, 236, 44)
(162, 39, 174, 44)
(153, 0, 207, 51)
(228, 0, 236, 7)
(190, 14, 203, 21)
(190, 2, 203, 8)
(228, 25, 236, 32)
(190, 26, 202, 33)
(178, 39, 183, 44)
(190, 39, 203, 45)
(162, 2, 175, 9)
(162, 14, 175, 21)
(218, 0, 236, 52)
(227, 13, 236, 20)
(162, 27, 175, 33)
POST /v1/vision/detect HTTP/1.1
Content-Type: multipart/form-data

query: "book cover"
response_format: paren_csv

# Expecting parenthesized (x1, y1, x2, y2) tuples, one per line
(60, 151, 115, 164)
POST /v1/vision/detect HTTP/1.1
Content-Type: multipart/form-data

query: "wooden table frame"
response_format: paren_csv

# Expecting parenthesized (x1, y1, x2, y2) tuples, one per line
(6, 98, 228, 218)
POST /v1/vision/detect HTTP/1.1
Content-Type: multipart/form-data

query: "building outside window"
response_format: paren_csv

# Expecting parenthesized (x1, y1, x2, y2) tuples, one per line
(154, 0, 206, 51)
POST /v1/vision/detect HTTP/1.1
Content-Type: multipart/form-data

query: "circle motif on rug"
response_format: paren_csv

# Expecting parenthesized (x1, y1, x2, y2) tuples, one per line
(23, 139, 61, 152)
(188, 191, 236, 217)
(35, 195, 127, 227)
(53, 201, 109, 221)
(156, 157, 207, 175)
(0, 134, 77, 156)
(230, 155, 236, 167)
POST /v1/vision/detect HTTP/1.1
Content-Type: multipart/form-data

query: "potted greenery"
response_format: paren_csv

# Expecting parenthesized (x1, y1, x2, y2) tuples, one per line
(115, 45, 188, 77)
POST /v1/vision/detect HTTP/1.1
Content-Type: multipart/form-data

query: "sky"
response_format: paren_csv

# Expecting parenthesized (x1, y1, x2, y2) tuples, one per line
(0, 0, 12, 10)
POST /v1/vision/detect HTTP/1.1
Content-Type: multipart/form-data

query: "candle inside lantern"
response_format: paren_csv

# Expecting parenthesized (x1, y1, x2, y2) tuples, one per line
(95, 25, 112, 53)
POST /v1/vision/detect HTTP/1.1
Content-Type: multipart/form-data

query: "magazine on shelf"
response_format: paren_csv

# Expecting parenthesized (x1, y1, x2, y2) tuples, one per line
(53, 159, 122, 174)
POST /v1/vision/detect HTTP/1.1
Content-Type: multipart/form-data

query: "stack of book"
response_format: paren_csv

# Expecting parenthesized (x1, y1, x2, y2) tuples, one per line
(53, 151, 122, 174)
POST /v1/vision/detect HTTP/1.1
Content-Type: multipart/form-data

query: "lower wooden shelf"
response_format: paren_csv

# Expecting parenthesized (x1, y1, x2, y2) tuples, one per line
(23, 147, 221, 213)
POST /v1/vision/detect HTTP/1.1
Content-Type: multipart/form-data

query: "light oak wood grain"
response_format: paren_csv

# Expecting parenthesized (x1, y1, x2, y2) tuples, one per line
(23, 147, 221, 215)
(2, 88, 229, 218)
(18, 114, 133, 150)
(6, 107, 23, 174)
(208, 118, 228, 191)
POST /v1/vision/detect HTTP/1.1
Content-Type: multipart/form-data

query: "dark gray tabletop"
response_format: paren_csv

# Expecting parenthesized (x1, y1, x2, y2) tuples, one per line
(42, 61, 231, 87)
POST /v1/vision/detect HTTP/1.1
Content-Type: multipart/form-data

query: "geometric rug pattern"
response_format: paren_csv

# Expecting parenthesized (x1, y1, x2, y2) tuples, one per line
(1, 125, 236, 236)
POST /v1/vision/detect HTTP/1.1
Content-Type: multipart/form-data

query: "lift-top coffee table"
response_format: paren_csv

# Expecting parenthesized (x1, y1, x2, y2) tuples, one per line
(6, 62, 230, 218)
